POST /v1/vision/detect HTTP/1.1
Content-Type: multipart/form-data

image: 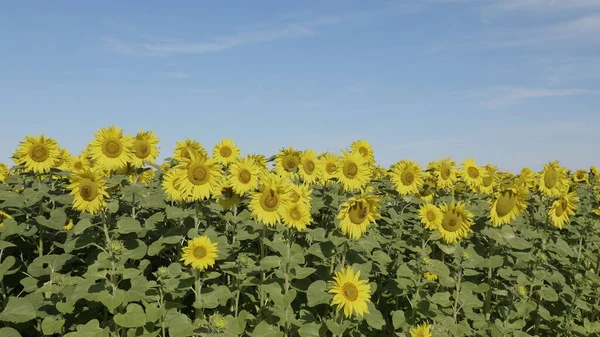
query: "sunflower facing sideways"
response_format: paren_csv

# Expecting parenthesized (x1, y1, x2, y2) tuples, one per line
(318, 152, 339, 184)
(88, 125, 134, 171)
(14, 134, 61, 174)
(336, 151, 371, 192)
(329, 266, 372, 318)
(436, 201, 474, 244)
(489, 186, 528, 227)
(214, 180, 241, 210)
(175, 154, 223, 201)
(180, 235, 219, 271)
(289, 183, 312, 205)
(54, 148, 73, 172)
(0, 163, 9, 183)
(173, 138, 208, 163)
(131, 129, 160, 167)
(162, 169, 187, 202)
(478, 164, 499, 195)
(213, 138, 240, 166)
(298, 149, 321, 185)
(538, 161, 569, 197)
(337, 191, 380, 239)
(350, 139, 375, 165)
(67, 169, 109, 215)
(548, 192, 579, 229)
(419, 203, 443, 230)
(390, 160, 423, 196)
(572, 169, 588, 183)
(435, 157, 457, 190)
(279, 202, 312, 231)
(275, 146, 302, 179)
(249, 173, 292, 226)
(461, 158, 485, 191)
(514, 167, 537, 190)
(228, 157, 261, 195)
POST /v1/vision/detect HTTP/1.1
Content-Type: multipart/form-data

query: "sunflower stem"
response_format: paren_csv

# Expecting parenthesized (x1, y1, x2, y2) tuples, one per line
(283, 228, 293, 336)
(195, 270, 204, 320)
(259, 226, 266, 309)
(452, 258, 463, 324)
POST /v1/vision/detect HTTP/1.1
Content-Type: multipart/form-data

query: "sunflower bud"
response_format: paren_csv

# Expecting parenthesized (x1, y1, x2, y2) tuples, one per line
(209, 314, 227, 331)
(109, 240, 124, 256)
(517, 285, 527, 298)
(238, 255, 249, 266)
(421, 256, 431, 265)
(538, 253, 547, 263)
(157, 266, 170, 279)
(462, 252, 471, 260)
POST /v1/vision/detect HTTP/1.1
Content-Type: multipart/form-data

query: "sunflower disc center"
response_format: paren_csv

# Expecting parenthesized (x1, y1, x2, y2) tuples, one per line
(188, 165, 209, 185)
(442, 212, 461, 232)
(441, 167, 451, 180)
(426, 211, 436, 222)
(344, 162, 358, 178)
(219, 146, 232, 158)
(30, 144, 50, 162)
(261, 190, 279, 211)
(238, 169, 252, 184)
(79, 181, 98, 201)
(496, 191, 518, 217)
(193, 246, 207, 259)
(544, 169, 559, 188)
(349, 202, 368, 224)
(102, 140, 123, 158)
(291, 191, 300, 203)
(304, 160, 315, 174)
(341, 283, 359, 301)
(326, 163, 337, 175)
(134, 140, 150, 159)
(401, 171, 414, 185)
(290, 208, 302, 220)
(467, 167, 479, 178)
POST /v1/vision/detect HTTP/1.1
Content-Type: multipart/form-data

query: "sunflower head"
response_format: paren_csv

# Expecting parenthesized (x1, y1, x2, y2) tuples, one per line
(489, 186, 528, 227)
(88, 125, 134, 171)
(350, 140, 375, 164)
(215, 180, 241, 210)
(175, 158, 223, 201)
(0, 163, 10, 183)
(228, 157, 261, 195)
(419, 203, 443, 230)
(14, 134, 61, 174)
(437, 201, 474, 244)
(173, 138, 208, 163)
(461, 158, 484, 191)
(249, 173, 292, 226)
(318, 152, 340, 184)
(328, 266, 372, 318)
(390, 160, 423, 196)
(132, 130, 160, 166)
(410, 322, 433, 337)
(538, 161, 569, 197)
(337, 192, 380, 239)
(336, 151, 371, 191)
(279, 202, 312, 231)
(67, 169, 109, 215)
(423, 272, 438, 282)
(435, 157, 457, 189)
(299, 149, 321, 185)
(0, 210, 13, 228)
(548, 192, 579, 229)
(275, 146, 302, 178)
(213, 138, 240, 165)
(180, 236, 219, 271)
(572, 169, 588, 183)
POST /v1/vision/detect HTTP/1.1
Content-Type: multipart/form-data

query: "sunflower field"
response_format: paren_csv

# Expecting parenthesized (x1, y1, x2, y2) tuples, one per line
(1, 127, 600, 337)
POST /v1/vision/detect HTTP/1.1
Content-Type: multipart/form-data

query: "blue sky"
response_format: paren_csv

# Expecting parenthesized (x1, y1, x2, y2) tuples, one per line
(1, 0, 599, 172)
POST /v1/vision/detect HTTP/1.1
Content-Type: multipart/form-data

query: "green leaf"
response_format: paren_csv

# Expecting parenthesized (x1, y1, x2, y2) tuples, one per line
(0, 328, 21, 337)
(307, 280, 330, 307)
(508, 237, 532, 250)
(485, 255, 504, 269)
(292, 267, 316, 280)
(251, 320, 284, 337)
(0, 256, 17, 279)
(116, 216, 142, 234)
(114, 303, 147, 328)
(392, 310, 406, 330)
(165, 310, 194, 337)
(0, 240, 16, 249)
(73, 218, 94, 235)
(0, 297, 36, 323)
(260, 256, 281, 270)
(538, 286, 559, 302)
(297, 322, 323, 337)
(430, 292, 453, 307)
(365, 302, 385, 330)
(41, 315, 65, 335)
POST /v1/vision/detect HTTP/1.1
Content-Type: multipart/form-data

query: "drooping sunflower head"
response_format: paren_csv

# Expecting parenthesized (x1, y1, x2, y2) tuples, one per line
(435, 157, 457, 190)
(180, 236, 219, 271)
(337, 193, 380, 240)
(514, 167, 537, 190)
(14, 134, 61, 174)
(591, 165, 599, 176)
(572, 169, 588, 183)
(215, 180, 241, 210)
(289, 183, 312, 205)
(489, 186, 528, 227)
(173, 138, 208, 163)
(132, 168, 156, 185)
(548, 192, 579, 229)
(0, 163, 10, 183)
(88, 125, 134, 171)
(423, 272, 438, 282)
(67, 169, 109, 215)
(63, 219, 74, 231)
(478, 164, 499, 195)
(279, 202, 312, 231)
(319, 152, 340, 184)
(461, 158, 484, 191)
(53, 148, 73, 172)
(336, 151, 371, 192)
(0, 210, 13, 228)
(389, 160, 423, 196)
(247, 154, 269, 176)
(436, 201, 474, 244)
(228, 157, 261, 195)
(409, 322, 433, 337)
(299, 149, 321, 185)
(419, 203, 443, 230)
(213, 138, 240, 166)
(415, 181, 435, 202)
(275, 146, 302, 178)
(350, 140, 375, 164)
(131, 129, 160, 167)
(162, 168, 188, 202)
(538, 161, 569, 197)
(176, 158, 223, 201)
(328, 266, 372, 318)
(249, 173, 292, 226)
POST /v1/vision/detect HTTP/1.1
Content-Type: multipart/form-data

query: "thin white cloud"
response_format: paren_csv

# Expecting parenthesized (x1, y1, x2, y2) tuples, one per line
(104, 16, 340, 56)
(166, 71, 191, 79)
(459, 86, 596, 108)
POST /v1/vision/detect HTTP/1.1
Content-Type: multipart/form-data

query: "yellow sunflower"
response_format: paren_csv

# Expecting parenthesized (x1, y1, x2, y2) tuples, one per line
(70, 153, 93, 174)
(213, 138, 240, 166)
(419, 203, 443, 230)
(410, 322, 433, 337)
(489, 186, 528, 227)
(215, 180, 241, 210)
(299, 149, 321, 185)
(319, 153, 340, 184)
(0, 210, 13, 228)
(132, 168, 156, 185)
(478, 164, 499, 195)
(289, 183, 312, 205)
(461, 158, 484, 191)
(275, 146, 302, 179)
(435, 157, 457, 190)
(572, 169, 588, 183)
(88, 125, 134, 171)
(436, 201, 474, 244)
(423, 272, 438, 282)
(350, 140, 375, 164)
(329, 266, 371, 318)
(279, 202, 312, 231)
(173, 138, 208, 163)
(538, 161, 569, 197)
(63, 219, 74, 231)
(175, 155, 223, 201)
(228, 157, 261, 195)
(415, 182, 435, 202)
(53, 148, 73, 172)
(336, 151, 371, 192)
(247, 154, 269, 177)
(338, 193, 380, 239)
(0, 163, 9, 183)
(162, 169, 188, 202)
(592, 206, 600, 216)
(131, 129, 160, 167)
(390, 160, 423, 195)
(180, 236, 219, 271)
(67, 169, 109, 215)
(14, 134, 61, 174)
(591, 166, 599, 176)
(249, 173, 292, 226)
(548, 192, 579, 229)
(514, 167, 537, 190)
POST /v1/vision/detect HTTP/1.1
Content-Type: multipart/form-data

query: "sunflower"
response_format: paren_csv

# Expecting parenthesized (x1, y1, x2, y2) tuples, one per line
(215, 180, 241, 210)
(67, 169, 109, 215)
(419, 203, 443, 230)
(538, 161, 569, 197)
(548, 192, 579, 229)
(275, 146, 302, 179)
(390, 160, 423, 195)
(319, 153, 340, 184)
(175, 155, 223, 201)
(0, 210, 12, 228)
(173, 138, 208, 163)
(14, 134, 61, 173)
(289, 184, 312, 205)
(53, 148, 73, 172)
(461, 158, 484, 191)
(279, 202, 312, 231)
(592, 206, 600, 216)
(591, 166, 599, 176)
(489, 186, 528, 227)
(249, 173, 292, 226)
(228, 157, 261, 195)
(436, 201, 474, 244)
(162, 169, 187, 202)
(338, 193, 380, 239)
(70, 153, 93, 174)
(350, 140, 375, 164)
(572, 169, 588, 183)
(478, 164, 499, 195)
(63, 219, 74, 231)
(410, 322, 433, 337)
(336, 151, 371, 192)
(423, 272, 438, 282)
(0, 163, 9, 183)
(88, 125, 134, 171)
(370, 165, 386, 181)
(247, 154, 269, 177)
(435, 157, 457, 190)
(298, 149, 321, 185)
(515, 167, 537, 190)
(328, 266, 371, 318)
(131, 130, 160, 167)
(180, 236, 219, 271)
(213, 138, 240, 166)
(133, 168, 156, 185)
